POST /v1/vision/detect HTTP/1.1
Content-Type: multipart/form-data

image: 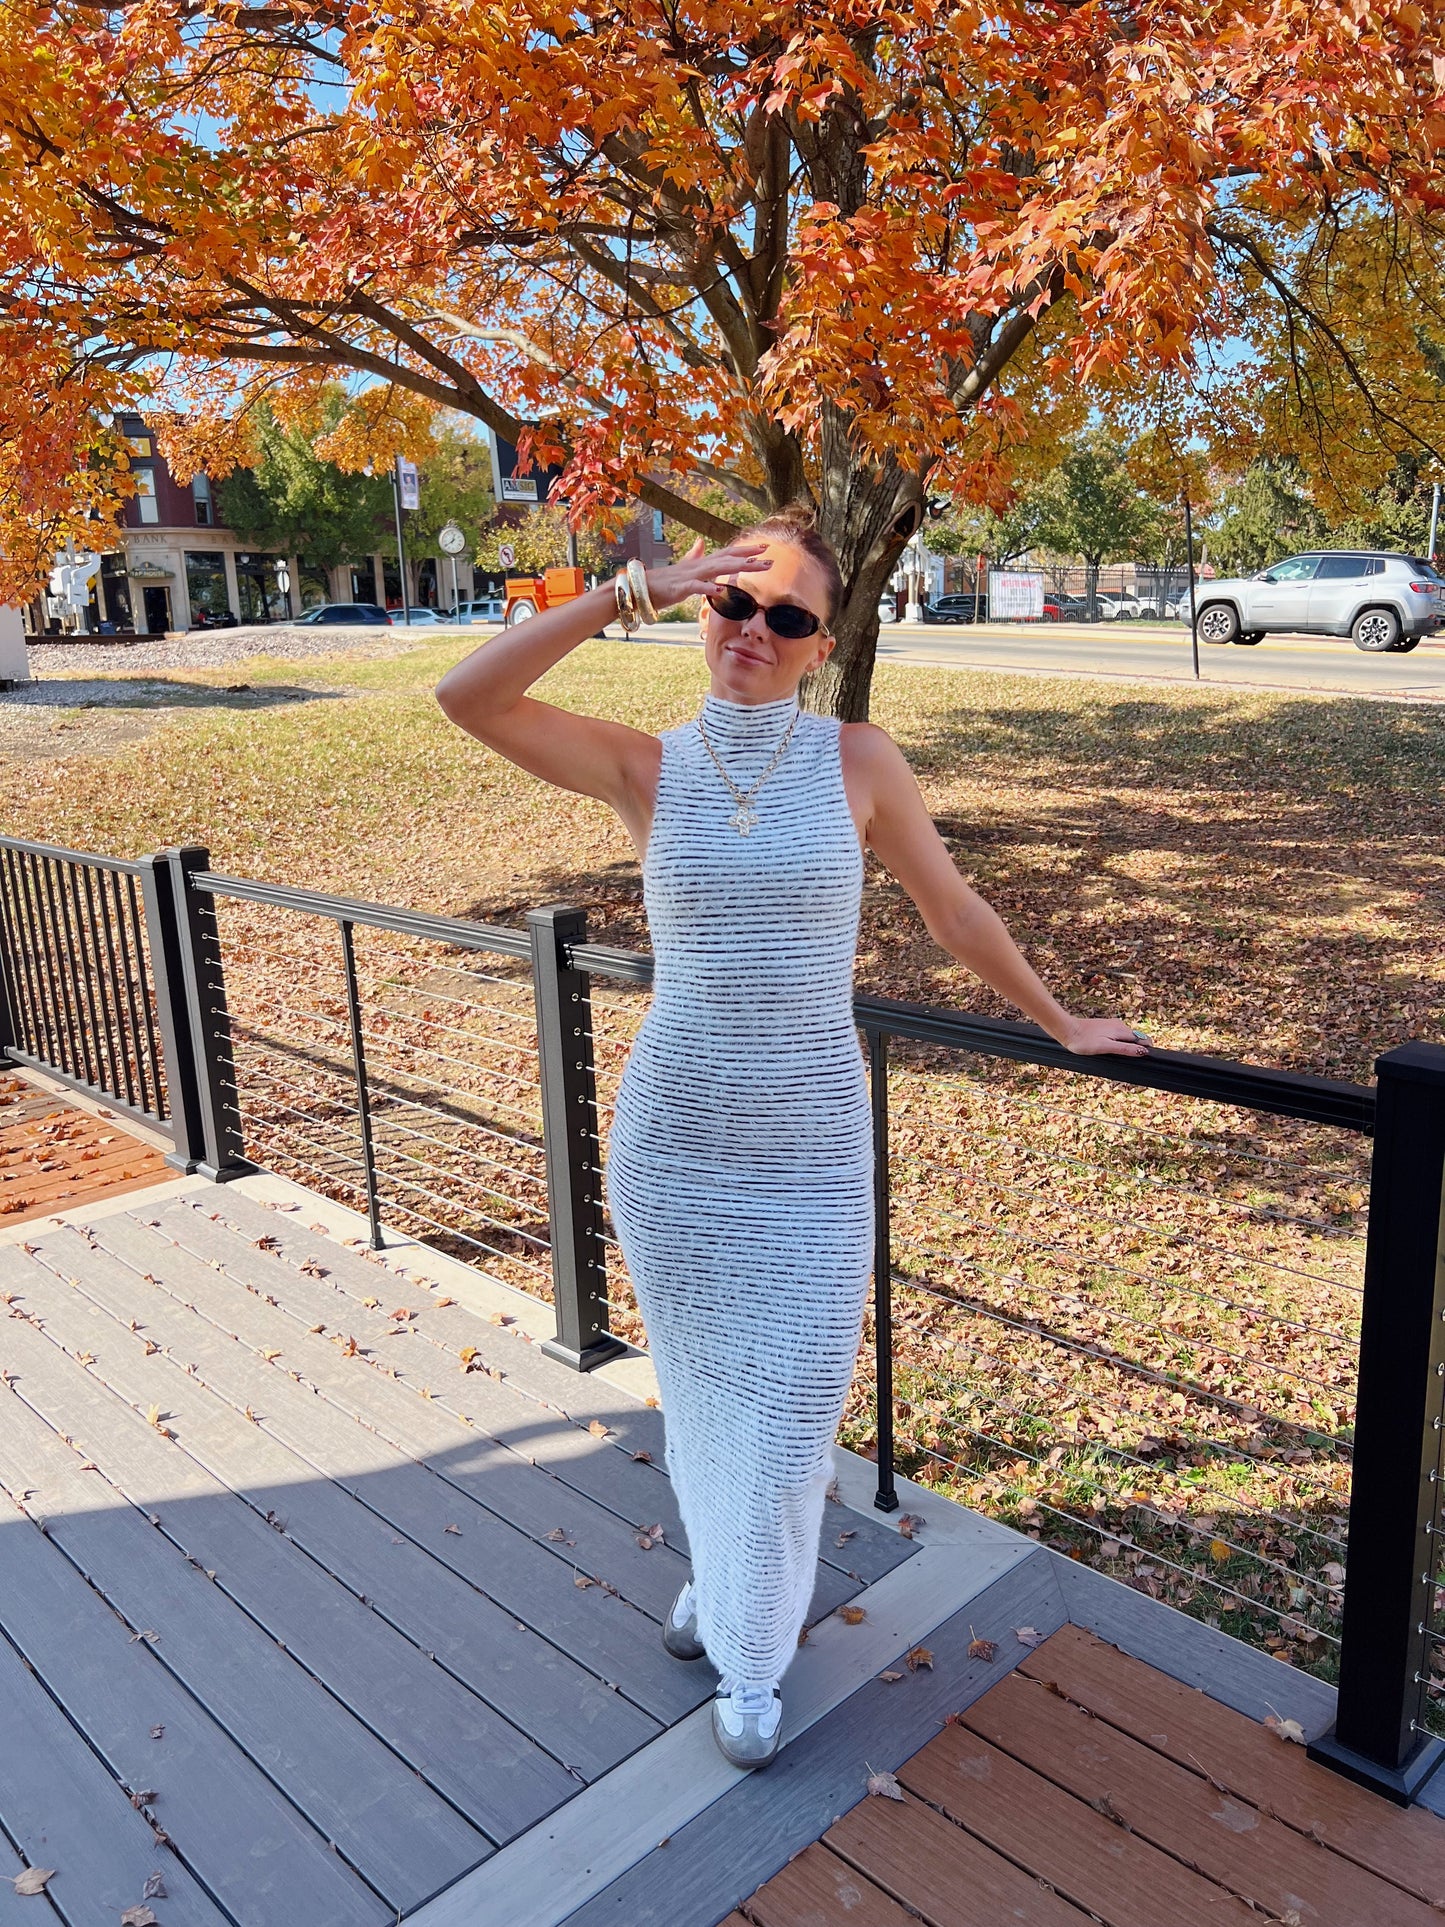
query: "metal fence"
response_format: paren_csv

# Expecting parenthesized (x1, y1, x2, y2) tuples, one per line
(1, 843, 1442, 1804)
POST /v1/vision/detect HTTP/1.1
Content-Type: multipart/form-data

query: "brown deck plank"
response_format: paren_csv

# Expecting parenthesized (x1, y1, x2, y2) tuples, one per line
(824, 1791, 1093, 1926)
(0, 1089, 168, 1224)
(964, 1669, 1442, 1927)
(1018, 1625, 1445, 1904)
(899, 1722, 1258, 1926)
(743, 1842, 921, 1927)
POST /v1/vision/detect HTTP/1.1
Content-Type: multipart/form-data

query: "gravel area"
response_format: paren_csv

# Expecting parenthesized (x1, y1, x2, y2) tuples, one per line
(20, 623, 440, 675)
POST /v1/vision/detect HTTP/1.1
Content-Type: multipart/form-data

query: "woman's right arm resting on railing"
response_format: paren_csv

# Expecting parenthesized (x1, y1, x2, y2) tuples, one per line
(432, 540, 770, 829)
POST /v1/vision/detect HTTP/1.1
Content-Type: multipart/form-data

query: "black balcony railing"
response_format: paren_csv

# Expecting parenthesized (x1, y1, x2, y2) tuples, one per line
(1, 843, 1441, 1805)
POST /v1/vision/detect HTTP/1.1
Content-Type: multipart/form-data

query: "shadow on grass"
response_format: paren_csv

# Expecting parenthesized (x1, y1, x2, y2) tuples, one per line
(0, 678, 353, 713)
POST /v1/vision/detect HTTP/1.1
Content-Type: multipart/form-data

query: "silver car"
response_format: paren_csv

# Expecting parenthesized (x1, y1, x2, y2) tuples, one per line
(1194, 552, 1445, 652)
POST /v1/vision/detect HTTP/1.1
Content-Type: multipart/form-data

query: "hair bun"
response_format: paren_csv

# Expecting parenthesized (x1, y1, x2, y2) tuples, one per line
(761, 501, 818, 536)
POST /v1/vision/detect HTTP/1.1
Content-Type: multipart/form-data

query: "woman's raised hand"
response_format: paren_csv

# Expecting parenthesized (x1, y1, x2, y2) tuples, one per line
(644, 535, 773, 614)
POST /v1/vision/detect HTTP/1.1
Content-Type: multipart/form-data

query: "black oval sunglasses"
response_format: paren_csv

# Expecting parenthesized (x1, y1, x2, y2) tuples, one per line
(707, 583, 829, 640)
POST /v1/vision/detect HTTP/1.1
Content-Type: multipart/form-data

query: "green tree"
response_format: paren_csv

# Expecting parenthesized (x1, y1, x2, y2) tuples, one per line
(217, 394, 392, 569)
(471, 504, 607, 575)
(924, 495, 1047, 570)
(405, 418, 497, 556)
(1203, 463, 1326, 577)
(1032, 437, 1162, 616)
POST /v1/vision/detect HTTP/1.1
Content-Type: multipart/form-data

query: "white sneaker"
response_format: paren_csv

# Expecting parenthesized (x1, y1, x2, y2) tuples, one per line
(711, 1679, 783, 1768)
(662, 1580, 705, 1660)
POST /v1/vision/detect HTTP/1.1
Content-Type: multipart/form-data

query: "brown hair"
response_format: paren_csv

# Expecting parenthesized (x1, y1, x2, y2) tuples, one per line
(752, 502, 843, 626)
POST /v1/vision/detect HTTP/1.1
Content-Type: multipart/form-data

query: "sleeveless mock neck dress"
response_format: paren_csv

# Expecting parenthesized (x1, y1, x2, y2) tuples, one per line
(604, 690, 874, 1687)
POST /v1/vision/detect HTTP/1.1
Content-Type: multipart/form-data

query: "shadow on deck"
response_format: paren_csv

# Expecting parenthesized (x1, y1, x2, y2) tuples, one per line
(1, 1163, 1441, 1927)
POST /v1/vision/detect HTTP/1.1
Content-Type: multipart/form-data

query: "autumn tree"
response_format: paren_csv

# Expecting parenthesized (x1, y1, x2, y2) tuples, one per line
(3, 0, 1445, 713)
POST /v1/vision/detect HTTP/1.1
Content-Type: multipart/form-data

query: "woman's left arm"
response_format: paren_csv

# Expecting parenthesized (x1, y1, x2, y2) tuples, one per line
(847, 724, 1147, 1059)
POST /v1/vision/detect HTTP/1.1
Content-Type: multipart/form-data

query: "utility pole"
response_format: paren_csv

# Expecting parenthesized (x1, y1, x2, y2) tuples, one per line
(1183, 493, 1200, 681)
(393, 458, 420, 625)
(1428, 481, 1441, 564)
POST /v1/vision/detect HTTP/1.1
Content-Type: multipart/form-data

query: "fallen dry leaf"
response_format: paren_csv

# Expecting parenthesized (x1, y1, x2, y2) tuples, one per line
(968, 1630, 999, 1662)
(298, 1259, 329, 1279)
(878, 1669, 904, 1683)
(1014, 1626, 1044, 1649)
(574, 1573, 594, 1590)
(121, 1907, 159, 1926)
(361, 1295, 380, 1309)
(631, 1449, 652, 1463)
(12, 1867, 54, 1895)
(905, 1645, 934, 1671)
(643, 1395, 659, 1408)
(489, 1311, 514, 1326)
(839, 1604, 867, 1625)
(897, 1513, 924, 1538)
(142, 1872, 167, 1901)
(587, 1420, 610, 1438)
(1264, 1711, 1308, 1745)
(435, 1296, 455, 1308)
(260, 1348, 281, 1362)
(865, 1769, 905, 1801)
(545, 1527, 576, 1546)
(444, 1524, 461, 1536)
(149, 1724, 164, 1740)
(835, 1529, 857, 1547)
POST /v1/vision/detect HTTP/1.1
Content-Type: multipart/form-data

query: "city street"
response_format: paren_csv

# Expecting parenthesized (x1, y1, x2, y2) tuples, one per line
(631, 617, 1445, 700)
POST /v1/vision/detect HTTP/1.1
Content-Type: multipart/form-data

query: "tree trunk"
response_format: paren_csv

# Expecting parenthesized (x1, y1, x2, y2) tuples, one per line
(798, 412, 924, 721)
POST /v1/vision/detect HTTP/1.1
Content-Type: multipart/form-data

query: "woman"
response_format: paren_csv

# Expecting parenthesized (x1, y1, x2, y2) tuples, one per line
(435, 506, 1147, 1770)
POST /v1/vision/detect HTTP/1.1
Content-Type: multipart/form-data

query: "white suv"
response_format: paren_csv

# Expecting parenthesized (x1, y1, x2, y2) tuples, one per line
(1194, 552, 1445, 652)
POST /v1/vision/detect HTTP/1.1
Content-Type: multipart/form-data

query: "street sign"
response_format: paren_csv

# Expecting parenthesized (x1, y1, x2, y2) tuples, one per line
(396, 458, 421, 511)
(498, 542, 516, 569)
(438, 522, 467, 556)
(489, 429, 564, 507)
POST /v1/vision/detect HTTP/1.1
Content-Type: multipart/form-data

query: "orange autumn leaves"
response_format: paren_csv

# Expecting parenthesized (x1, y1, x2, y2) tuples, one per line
(2, 0, 1445, 599)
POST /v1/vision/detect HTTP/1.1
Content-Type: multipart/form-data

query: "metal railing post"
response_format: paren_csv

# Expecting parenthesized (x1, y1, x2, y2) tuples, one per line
(338, 918, 385, 1251)
(869, 1026, 899, 1513)
(160, 846, 250, 1182)
(527, 905, 625, 1371)
(1310, 1040, 1445, 1803)
(138, 847, 208, 1171)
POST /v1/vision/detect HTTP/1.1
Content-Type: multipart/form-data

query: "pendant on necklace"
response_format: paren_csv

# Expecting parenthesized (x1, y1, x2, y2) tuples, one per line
(729, 804, 760, 836)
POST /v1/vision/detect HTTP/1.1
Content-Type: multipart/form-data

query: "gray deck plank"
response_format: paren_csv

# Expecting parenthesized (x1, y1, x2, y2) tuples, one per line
(185, 1190, 913, 1588)
(38, 1222, 708, 1734)
(97, 1206, 700, 1623)
(6, 1249, 670, 1760)
(555, 1548, 1066, 1927)
(0, 1324, 490, 1908)
(0, 1456, 385, 1927)
(16, 1233, 665, 1783)
(0, 1620, 226, 1927)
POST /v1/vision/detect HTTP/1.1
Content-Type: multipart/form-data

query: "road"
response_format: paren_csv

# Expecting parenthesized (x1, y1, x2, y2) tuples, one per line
(631, 619, 1445, 700)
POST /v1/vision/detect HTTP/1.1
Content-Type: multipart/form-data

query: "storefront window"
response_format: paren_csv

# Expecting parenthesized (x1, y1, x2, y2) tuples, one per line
(192, 475, 213, 526)
(382, 559, 403, 609)
(299, 563, 331, 610)
(349, 562, 380, 605)
(234, 553, 285, 624)
(134, 469, 159, 524)
(185, 550, 231, 625)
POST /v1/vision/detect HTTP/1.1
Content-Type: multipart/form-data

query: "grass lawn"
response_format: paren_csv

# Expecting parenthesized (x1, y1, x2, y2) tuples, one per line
(4, 636, 1442, 1691)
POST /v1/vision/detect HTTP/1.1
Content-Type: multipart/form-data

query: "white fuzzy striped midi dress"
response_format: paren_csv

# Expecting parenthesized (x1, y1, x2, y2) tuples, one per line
(604, 690, 874, 1688)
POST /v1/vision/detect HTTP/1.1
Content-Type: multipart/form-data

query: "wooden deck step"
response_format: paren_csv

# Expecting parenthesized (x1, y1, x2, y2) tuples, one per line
(1019, 1622, 1445, 1903)
(0, 1076, 169, 1223)
(736, 1628, 1445, 1927)
(962, 1669, 1441, 1925)
(741, 1842, 919, 1926)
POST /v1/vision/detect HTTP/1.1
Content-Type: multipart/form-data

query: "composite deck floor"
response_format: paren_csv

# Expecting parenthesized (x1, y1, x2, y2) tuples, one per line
(730, 1624, 1445, 1927)
(0, 1184, 916, 1927)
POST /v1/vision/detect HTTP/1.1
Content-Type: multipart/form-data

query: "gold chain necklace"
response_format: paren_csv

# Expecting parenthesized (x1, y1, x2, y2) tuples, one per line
(695, 704, 800, 836)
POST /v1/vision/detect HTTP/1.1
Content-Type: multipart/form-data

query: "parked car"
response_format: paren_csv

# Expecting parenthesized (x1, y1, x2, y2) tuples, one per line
(391, 606, 448, 624)
(446, 597, 507, 625)
(878, 595, 899, 625)
(921, 592, 988, 624)
(298, 603, 393, 625)
(1099, 592, 1163, 620)
(1043, 593, 1091, 621)
(1193, 552, 1445, 651)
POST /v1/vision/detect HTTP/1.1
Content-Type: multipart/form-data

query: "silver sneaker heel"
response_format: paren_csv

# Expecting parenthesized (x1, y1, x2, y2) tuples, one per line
(662, 1580, 706, 1660)
(710, 1681, 783, 1768)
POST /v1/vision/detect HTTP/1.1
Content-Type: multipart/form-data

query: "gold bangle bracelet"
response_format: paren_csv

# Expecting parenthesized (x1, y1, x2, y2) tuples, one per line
(614, 571, 639, 631)
(626, 557, 658, 624)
